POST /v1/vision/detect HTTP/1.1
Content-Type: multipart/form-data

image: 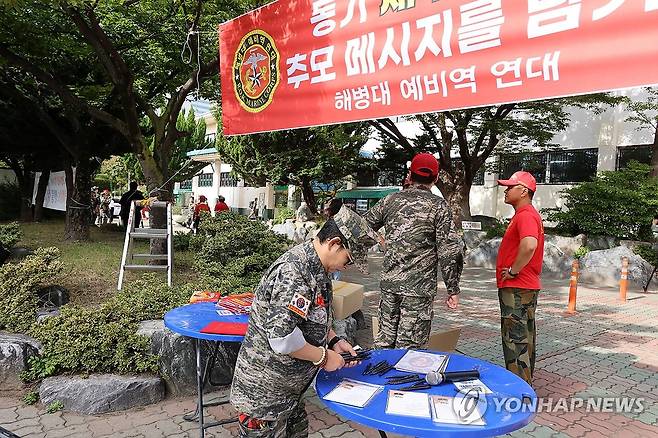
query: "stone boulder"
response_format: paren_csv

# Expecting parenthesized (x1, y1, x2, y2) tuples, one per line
(463, 231, 488, 251)
(0, 333, 41, 393)
(465, 237, 573, 276)
(39, 374, 164, 415)
(579, 246, 653, 288)
(137, 320, 239, 396)
(464, 238, 501, 268)
(586, 236, 619, 250)
(544, 234, 586, 257)
(271, 220, 296, 241)
(332, 316, 358, 346)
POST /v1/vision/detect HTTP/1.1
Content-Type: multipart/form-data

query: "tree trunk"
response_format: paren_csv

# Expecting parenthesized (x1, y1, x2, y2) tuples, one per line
(435, 171, 472, 228)
(300, 177, 317, 214)
(64, 158, 91, 241)
(19, 178, 34, 222)
(649, 124, 658, 178)
(34, 169, 51, 222)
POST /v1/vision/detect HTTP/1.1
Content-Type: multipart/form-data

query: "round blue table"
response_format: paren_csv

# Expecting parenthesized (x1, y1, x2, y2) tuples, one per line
(164, 302, 249, 438)
(316, 349, 536, 437)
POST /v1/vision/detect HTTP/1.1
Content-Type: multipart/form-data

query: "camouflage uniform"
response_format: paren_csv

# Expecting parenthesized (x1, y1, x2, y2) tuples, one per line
(498, 287, 538, 385)
(365, 186, 463, 349)
(231, 206, 377, 437)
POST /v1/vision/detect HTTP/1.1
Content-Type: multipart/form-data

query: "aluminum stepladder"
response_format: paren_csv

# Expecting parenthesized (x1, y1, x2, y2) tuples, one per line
(117, 200, 173, 290)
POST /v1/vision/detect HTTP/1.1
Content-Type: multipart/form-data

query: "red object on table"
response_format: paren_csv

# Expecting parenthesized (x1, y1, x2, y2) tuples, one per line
(200, 321, 248, 336)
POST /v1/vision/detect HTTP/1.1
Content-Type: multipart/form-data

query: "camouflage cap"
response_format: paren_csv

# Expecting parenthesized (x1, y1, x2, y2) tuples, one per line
(333, 205, 380, 274)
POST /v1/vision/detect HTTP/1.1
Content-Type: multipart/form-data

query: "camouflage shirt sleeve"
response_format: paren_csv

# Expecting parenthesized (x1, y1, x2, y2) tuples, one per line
(263, 263, 314, 342)
(364, 196, 386, 232)
(435, 206, 464, 296)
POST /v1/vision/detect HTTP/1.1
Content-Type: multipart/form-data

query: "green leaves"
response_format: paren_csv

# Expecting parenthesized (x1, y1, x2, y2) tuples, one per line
(545, 162, 658, 240)
(0, 221, 22, 248)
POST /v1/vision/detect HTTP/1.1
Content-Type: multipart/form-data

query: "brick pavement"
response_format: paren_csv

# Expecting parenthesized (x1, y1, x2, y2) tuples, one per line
(1, 255, 657, 437)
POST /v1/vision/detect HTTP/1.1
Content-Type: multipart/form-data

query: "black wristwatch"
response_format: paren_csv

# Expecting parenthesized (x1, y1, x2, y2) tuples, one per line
(328, 336, 341, 349)
(507, 267, 519, 278)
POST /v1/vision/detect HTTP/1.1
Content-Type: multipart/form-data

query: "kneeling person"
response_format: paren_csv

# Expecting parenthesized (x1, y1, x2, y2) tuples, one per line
(231, 206, 379, 437)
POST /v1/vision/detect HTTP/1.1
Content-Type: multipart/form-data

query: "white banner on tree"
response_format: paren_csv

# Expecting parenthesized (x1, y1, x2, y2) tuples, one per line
(32, 171, 68, 212)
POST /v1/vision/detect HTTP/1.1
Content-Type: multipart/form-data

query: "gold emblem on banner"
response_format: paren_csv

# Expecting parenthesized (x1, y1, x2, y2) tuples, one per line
(232, 29, 280, 113)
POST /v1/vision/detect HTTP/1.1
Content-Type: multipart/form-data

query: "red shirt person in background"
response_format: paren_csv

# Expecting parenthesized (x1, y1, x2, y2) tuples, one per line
(193, 195, 211, 232)
(495, 171, 544, 386)
(214, 195, 229, 213)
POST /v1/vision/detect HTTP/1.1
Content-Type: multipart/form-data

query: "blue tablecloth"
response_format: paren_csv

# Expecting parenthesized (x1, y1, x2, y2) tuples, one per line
(164, 302, 249, 342)
(316, 349, 536, 437)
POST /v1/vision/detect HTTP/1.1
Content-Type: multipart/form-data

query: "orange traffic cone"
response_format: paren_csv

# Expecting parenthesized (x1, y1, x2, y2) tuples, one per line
(619, 256, 629, 302)
(567, 260, 579, 313)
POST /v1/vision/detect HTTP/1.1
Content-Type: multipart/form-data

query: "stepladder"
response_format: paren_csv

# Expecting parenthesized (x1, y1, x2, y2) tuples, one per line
(117, 199, 173, 290)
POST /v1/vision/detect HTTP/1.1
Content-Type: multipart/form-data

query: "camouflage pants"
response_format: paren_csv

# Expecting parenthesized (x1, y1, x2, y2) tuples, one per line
(237, 401, 308, 438)
(498, 288, 539, 385)
(375, 291, 433, 349)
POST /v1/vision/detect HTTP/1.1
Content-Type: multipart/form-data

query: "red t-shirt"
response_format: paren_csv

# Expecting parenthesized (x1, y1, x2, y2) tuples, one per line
(194, 203, 211, 218)
(496, 204, 545, 289)
(214, 201, 229, 213)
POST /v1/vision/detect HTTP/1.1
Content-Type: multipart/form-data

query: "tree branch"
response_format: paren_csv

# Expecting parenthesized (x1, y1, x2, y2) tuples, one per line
(0, 44, 131, 137)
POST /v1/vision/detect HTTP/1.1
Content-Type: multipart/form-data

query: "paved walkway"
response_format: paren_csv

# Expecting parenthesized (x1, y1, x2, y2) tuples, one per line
(1, 255, 657, 437)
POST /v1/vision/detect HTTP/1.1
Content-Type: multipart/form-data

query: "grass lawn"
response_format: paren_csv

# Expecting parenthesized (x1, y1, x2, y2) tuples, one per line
(12, 219, 196, 306)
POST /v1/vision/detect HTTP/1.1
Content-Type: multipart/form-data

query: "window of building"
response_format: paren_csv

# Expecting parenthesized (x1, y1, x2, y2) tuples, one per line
(179, 180, 192, 190)
(499, 152, 547, 184)
(549, 148, 598, 183)
(616, 144, 652, 170)
(219, 172, 238, 187)
(499, 149, 598, 185)
(198, 173, 213, 187)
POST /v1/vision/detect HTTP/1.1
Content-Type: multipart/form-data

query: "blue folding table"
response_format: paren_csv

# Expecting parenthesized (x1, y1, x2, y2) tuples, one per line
(164, 302, 248, 438)
(316, 349, 537, 437)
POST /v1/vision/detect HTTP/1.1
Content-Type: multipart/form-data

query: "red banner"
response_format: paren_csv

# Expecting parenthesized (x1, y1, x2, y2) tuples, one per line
(219, 0, 658, 136)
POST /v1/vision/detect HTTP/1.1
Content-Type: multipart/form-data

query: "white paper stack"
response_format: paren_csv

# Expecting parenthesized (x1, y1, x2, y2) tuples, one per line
(394, 350, 448, 374)
(323, 379, 383, 408)
(385, 390, 431, 418)
(430, 395, 486, 426)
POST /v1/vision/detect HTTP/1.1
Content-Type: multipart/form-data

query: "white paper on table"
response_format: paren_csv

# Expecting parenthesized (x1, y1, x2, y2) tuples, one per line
(385, 390, 431, 418)
(394, 350, 448, 374)
(323, 379, 383, 408)
(430, 395, 486, 426)
(453, 379, 493, 394)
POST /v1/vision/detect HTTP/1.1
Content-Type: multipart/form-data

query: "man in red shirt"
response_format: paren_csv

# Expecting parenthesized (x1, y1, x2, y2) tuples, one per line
(193, 195, 211, 232)
(496, 171, 544, 385)
(214, 195, 230, 213)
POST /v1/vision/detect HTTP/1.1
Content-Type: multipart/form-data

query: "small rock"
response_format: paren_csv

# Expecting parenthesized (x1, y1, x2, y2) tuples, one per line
(36, 309, 61, 323)
(0, 333, 41, 393)
(39, 374, 165, 415)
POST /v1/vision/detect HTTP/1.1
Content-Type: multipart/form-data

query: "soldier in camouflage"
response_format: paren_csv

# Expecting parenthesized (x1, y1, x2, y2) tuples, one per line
(230, 206, 379, 437)
(495, 171, 545, 385)
(365, 153, 464, 350)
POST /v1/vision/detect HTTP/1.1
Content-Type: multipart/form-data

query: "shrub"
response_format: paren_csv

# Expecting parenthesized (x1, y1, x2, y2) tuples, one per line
(0, 181, 20, 220)
(544, 162, 658, 240)
(274, 207, 295, 224)
(46, 400, 63, 414)
(23, 276, 195, 381)
(484, 218, 508, 239)
(23, 391, 39, 405)
(0, 247, 63, 333)
(0, 221, 22, 248)
(574, 246, 590, 260)
(173, 231, 191, 251)
(193, 212, 289, 293)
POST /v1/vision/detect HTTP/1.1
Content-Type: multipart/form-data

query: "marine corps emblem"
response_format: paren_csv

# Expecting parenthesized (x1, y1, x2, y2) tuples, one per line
(232, 29, 280, 113)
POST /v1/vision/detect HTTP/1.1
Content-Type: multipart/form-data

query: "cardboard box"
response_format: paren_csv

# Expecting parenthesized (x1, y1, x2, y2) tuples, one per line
(371, 316, 461, 352)
(331, 280, 364, 320)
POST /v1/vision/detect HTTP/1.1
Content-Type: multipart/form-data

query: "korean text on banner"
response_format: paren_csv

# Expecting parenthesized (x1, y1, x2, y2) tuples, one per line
(219, 0, 658, 135)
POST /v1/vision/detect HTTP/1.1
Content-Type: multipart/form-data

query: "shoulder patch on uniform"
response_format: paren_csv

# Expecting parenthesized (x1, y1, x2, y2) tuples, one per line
(287, 293, 311, 319)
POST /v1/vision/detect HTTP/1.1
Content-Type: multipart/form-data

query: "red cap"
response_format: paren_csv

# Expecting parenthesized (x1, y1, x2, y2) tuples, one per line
(497, 171, 537, 192)
(410, 153, 439, 178)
